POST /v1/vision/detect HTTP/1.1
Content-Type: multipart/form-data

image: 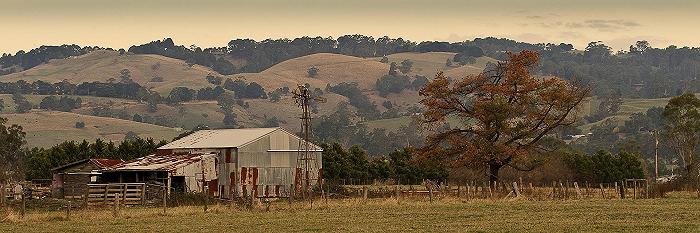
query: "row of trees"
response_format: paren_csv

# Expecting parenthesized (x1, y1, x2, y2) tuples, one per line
(0, 45, 98, 75)
(5, 36, 700, 99)
(321, 143, 448, 184)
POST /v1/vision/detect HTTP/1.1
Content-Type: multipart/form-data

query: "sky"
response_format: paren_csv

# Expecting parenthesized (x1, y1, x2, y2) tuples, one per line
(2, 0, 699, 54)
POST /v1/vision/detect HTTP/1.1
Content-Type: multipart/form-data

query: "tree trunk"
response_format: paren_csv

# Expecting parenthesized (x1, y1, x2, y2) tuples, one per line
(488, 163, 501, 187)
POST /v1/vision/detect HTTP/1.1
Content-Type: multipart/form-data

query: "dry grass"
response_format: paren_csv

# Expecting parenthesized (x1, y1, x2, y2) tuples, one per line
(1, 196, 698, 232)
(238, 53, 389, 91)
(0, 50, 216, 94)
(0, 110, 182, 148)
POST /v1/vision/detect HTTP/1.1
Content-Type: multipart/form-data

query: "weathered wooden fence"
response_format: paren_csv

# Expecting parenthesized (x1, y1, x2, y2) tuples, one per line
(87, 183, 146, 206)
(341, 179, 655, 200)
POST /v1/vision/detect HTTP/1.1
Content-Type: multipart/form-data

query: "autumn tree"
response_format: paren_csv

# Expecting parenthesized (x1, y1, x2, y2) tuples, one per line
(417, 51, 589, 183)
(662, 93, 700, 174)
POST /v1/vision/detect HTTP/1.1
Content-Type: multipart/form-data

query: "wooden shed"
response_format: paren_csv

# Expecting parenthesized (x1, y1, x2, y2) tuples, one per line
(51, 159, 123, 199)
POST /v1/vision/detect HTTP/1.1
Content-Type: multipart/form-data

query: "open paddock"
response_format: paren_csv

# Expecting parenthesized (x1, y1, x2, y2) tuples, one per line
(1, 192, 699, 232)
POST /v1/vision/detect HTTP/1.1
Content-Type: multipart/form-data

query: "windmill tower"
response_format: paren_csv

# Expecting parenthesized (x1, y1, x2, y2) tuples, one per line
(292, 85, 325, 201)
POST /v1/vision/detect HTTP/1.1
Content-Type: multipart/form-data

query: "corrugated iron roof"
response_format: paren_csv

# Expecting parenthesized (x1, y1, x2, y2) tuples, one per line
(158, 127, 280, 150)
(90, 159, 124, 169)
(51, 158, 124, 171)
(104, 153, 216, 172)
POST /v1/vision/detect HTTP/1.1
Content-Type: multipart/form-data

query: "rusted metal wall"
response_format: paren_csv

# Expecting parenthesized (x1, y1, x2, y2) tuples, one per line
(172, 154, 218, 193)
(234, 130, 322, 198)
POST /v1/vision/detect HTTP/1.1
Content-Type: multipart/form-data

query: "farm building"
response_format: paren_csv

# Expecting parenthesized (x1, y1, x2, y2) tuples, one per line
(51, 159, 124, 199)
(100, 153, 218, 195)
(156, 127, 323, 198)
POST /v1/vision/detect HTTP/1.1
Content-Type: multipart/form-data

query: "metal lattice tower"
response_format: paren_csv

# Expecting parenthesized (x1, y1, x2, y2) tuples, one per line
(292, 85, 325, 200)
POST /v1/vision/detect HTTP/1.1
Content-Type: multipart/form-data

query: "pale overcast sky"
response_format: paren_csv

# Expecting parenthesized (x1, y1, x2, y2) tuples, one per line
(1, 0, 698, 53)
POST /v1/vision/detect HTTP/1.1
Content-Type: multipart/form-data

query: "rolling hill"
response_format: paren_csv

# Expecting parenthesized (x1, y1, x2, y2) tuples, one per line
(1, 110, 182, 148)
(0, 50, 505, 147)
(0, 50, 216, 94)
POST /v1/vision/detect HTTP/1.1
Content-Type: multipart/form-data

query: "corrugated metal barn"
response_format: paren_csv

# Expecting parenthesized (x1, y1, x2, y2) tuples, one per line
(157, 127, 322, 198)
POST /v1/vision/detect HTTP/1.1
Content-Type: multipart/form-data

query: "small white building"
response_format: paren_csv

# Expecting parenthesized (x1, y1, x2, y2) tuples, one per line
(156, 127, 323, 198)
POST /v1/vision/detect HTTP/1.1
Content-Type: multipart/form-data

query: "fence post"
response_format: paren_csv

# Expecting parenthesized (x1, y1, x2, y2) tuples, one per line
(66, 200, 71, 220)
(512, 182, 521, 197)
(21, 188, 25, 219)
(551, 181, 556, 199)
(363, 186, 368, 200)
(620, 181, 626, 199)
(0, 183, 4, 208)
(428, 184, 433, 203)
(289, 184, 294, 204)
(162, 185, 167, 215)
(113, 193, 120, 218)
(645, 179, 649, 199)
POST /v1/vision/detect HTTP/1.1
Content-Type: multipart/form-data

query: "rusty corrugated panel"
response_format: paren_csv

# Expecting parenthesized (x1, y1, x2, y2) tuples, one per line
(229, 172, 236, 197)
(208, 179, 218, 196)
(252, 167, 259, 197)
(294, 168, 302, 193)
(90, 159, 124, 169)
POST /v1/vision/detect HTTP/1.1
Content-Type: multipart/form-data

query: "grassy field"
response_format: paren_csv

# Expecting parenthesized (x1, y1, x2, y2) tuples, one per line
(0, 50, 216, 95)
(0, 110, 182, 148)
(578, 96, 684, 132)
(2, 197, 698, 232)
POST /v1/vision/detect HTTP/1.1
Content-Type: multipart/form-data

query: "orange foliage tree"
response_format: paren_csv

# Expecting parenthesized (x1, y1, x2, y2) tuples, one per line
(417, 51, 589, 183)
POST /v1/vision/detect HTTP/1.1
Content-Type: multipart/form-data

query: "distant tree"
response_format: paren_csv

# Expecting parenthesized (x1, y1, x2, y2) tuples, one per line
(0, 117, 26, 184)
(0, 99, 4, 112)
(382, 101, 393, 109)
(307, 67, 319, 77)
(217, 93, 238, 128)
(453, 54, 476, 65)
(166, 87, 196, 104)
(150, 76, 164, 82)
(380, 56, 389, 63)
(399, 59, 413, 73)
(12, 93, 32, 113)
(262, 116, 281, 127)
(417, 51, 589, 183)
(269, 91, 282, 102)
(124, 131, 139, 141)
(119, 69, 133, 83)
(389, 62, 398, 76)
(565, 150, 645, 183)
(212, 57, 236, 75)
(376, 74, 411, 96)
(629, 41, 650, 54)
(75, 121, 85, 128)
(146, 93, 159, 113)
(118, 48, 126, 56)
(411, 75, 429, 90)
(445, 58, 453, 67)
(206, 75, 223, 85)
(662, 93, 700, 173)
(132, 114, 143, 122)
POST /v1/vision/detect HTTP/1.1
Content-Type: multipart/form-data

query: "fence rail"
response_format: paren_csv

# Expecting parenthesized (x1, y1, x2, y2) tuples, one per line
(86, 183, 146, 206)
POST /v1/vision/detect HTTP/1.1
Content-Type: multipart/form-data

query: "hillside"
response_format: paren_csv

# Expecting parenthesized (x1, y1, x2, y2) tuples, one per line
(1, 110, 182, 148)
(0, 50, 216, 94)
(236, 53, 389, 91)
(0, 51, 505, 141)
